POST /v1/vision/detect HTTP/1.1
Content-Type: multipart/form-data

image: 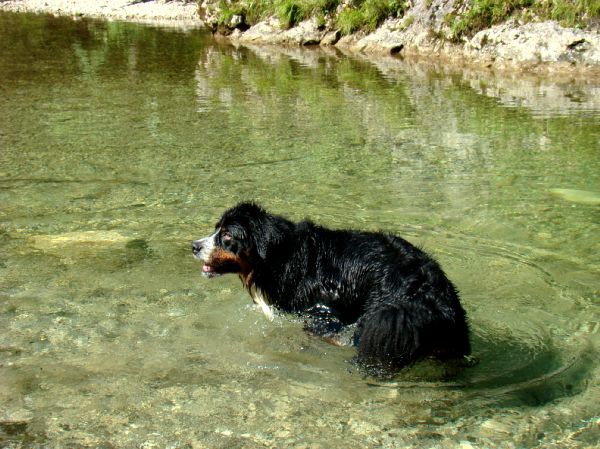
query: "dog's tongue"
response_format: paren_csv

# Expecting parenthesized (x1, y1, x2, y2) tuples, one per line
(202, 264, 213, 273)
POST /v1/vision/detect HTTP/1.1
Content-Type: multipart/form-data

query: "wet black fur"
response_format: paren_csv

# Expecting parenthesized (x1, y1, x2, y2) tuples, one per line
(196, 202, 470, 373)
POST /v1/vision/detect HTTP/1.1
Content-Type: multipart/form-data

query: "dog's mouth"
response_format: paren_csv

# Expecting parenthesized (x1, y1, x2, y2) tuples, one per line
(202, 263, 222, 278)
(201, 260, 241, 278)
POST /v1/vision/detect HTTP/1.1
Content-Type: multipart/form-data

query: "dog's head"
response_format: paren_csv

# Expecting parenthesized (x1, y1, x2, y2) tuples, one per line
(192, 202, 279, 280)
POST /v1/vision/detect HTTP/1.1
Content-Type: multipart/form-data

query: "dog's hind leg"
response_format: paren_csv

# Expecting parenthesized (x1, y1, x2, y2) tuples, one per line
(354, 303, 433, 371)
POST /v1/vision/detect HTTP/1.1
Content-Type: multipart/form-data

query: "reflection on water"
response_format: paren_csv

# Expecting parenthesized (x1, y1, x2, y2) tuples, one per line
(1, 11, 599, 448)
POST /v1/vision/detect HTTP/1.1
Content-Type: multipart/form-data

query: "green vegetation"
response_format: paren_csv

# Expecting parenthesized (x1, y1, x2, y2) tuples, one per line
(449, 0, 600, 41)
(276, 0, 305, 28)
(544, 0, 600, 26)
(398, 14, 414, 30)
(207, 0, 407, 32)
(313, 0, 407, 34)
(337, 7, 364, 35)
(212, 0, 340, 29)
(449, 0, 534, 40)
(205, 0, 600, 37)
(277, 0, 340, 28)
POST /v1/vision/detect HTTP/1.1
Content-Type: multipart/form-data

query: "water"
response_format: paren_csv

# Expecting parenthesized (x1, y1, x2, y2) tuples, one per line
(1, 12, 599, 448)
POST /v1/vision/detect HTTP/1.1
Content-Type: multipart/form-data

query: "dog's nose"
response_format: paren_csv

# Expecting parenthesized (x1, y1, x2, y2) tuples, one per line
(192, 240, 203, 254)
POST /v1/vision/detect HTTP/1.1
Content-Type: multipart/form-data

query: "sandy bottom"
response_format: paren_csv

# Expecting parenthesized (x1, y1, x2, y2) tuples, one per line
(0, 0, 201, 27)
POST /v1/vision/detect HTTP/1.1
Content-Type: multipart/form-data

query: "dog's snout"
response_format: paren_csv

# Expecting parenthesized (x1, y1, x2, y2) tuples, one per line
(192, 239, 203, 254)
(192, 234, 215, 261)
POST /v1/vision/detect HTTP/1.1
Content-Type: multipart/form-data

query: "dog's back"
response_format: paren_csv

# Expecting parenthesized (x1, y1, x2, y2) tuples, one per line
(253, 221, 471, 371)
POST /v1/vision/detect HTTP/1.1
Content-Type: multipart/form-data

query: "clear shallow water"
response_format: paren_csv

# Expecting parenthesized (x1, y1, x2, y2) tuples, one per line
(1, 12, 599, 448)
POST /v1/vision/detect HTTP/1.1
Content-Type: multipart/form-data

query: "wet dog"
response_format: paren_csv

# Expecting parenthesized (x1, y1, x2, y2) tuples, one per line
(192, 202, 470, 373)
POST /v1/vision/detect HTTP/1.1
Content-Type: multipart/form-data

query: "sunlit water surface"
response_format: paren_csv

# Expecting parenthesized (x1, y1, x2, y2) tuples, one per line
(1, 12, 599, 448)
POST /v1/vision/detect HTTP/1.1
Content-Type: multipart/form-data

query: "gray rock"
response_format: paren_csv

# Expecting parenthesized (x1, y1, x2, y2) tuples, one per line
(233, 17, 329, 46)
(321, 30, 341, 46)
(467, 21, 600, 66)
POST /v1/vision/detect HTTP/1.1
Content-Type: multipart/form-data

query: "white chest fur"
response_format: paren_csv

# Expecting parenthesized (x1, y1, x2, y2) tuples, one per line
(249, 286, 274, 321)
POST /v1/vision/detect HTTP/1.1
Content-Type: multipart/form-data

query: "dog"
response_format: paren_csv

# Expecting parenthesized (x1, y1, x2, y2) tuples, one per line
(192, 202, 470, 373)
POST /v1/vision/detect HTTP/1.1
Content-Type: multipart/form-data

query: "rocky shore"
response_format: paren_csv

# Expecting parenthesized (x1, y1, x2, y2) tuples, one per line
(208, 0, 600, 76)
(1, 0, 599, 75)
(220, 15, 600, 75)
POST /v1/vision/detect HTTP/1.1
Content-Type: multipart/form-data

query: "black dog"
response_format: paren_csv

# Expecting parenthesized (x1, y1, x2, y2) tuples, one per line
(192, 202, 470, 373)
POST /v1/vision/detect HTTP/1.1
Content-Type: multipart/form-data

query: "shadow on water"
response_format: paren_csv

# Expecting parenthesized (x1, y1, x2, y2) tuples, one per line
(459, 330, 593, 407)
(365, 326, 593, 407)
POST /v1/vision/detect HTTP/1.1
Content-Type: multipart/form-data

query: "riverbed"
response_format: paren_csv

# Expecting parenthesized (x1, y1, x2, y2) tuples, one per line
(0, 11, 599, 448)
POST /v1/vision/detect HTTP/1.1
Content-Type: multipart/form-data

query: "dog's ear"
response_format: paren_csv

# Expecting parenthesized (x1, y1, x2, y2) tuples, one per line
(254, 225, 279, 260)
(251, 216, 287, 261)
(255, 239, 269, 260)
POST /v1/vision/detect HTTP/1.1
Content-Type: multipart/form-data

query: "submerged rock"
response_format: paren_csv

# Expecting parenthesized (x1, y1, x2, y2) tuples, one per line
(31, 230, 129, 250)
(549, 188, 600, 205)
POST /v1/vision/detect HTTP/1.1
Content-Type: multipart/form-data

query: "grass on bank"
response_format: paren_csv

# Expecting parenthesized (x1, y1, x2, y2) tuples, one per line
(213, 0, 337, 29)
(211, 0, 408, 32)
(207, 0, 600, 37)
(449, 0, 600, 41)
(337, 0, 408, 35)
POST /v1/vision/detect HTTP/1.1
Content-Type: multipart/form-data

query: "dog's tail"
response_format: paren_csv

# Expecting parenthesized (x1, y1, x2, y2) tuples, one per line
(355, 303, 469, 373)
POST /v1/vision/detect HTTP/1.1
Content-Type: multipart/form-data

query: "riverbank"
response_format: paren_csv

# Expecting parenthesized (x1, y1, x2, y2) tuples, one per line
(208, 0, 600, 76)
(222, 16, 600, 76)
(1, 0, 599, 76)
